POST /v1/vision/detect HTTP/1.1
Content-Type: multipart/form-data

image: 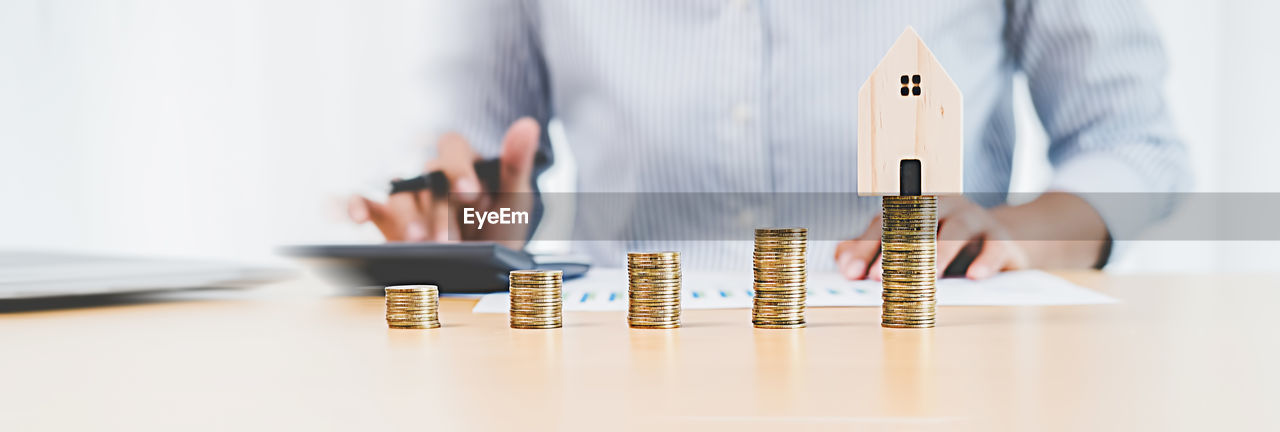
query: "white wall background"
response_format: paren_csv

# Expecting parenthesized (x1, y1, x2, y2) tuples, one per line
(1, 0, 1276, 271)
(0, 0, 442, 260)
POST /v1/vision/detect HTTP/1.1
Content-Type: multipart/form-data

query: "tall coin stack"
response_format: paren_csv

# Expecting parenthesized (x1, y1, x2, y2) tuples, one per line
(627, 252, 681, 329)
(752, 228, 808, 329)
(508, 270, 563, 329)
(385, 285, 440, 329)
(880, 195, 939, 328)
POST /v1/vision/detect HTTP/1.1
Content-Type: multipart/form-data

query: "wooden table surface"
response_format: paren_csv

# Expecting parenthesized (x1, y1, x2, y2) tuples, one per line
(2, 271, 1278, 431)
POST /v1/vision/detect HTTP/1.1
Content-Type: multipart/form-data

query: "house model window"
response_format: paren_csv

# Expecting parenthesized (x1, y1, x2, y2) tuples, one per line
(900, 75, 922, 97)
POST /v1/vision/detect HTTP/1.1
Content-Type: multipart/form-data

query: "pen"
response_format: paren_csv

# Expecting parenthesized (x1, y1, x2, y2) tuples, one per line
(389, 158, 502, 196)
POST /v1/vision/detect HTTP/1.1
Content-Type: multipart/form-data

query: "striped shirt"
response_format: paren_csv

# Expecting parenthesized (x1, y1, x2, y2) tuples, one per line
(426, 0, 1189, 269)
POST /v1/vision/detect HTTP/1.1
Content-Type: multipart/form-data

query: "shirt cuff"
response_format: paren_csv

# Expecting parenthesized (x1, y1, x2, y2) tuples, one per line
(1047, 153, 1155, 268)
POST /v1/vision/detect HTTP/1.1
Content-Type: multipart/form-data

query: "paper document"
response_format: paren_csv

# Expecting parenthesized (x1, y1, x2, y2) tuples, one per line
(472, 269, 1116, 313)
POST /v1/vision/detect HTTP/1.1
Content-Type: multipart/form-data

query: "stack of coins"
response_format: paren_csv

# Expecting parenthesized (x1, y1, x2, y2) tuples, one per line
(752, 228, 808, 329)
(508, 270, 563, 329)
(627, 252, 681, 329)
(880, 195, 939, 328)
(385, 285, 440, 329)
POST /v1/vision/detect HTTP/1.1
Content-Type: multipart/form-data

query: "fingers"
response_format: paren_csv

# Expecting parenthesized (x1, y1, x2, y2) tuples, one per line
(348, 195, 376, 224)
(498, 117, 541, 193)
(842, 197, 1028, 281)
(965, 240, 1003, 280)
(935, 204, 989, 279)
(354, 188, 449, 243)
(419, 190, 452, 242)
(834, 241, 878, 280)
(966, 233, 1030, 280)
(474, 118, 540, 249)
(835, 215, 882, 280)
(389, 191, 428, 241)
(355, 119, 541, 245)
(436, 132, 483, 203)
(350, 195, 412, 241)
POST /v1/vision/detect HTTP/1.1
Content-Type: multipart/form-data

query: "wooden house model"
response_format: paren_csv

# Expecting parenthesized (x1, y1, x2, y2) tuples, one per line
(857, 27, 964, 196)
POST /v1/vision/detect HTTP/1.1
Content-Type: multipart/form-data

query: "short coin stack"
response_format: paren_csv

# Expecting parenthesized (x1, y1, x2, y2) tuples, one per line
(880, 195, 939, 328)
(627, 252, 681, 329)
(508, 270, 564, 329)
(752, 228, 808, 329)
(385, 285, 440, 329)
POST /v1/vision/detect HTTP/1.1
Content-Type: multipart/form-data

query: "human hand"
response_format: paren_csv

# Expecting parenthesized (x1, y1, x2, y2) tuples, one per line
(348, 117, 540, 249)
(834, 196, 1032, 281)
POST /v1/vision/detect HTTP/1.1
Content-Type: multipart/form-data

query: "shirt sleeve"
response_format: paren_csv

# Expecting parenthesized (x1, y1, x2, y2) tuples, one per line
(425, 0, 553, 167)
(1007, 0, 1192, 248)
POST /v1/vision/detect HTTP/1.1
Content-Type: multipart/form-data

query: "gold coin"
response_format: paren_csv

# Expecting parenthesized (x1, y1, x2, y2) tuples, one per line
(753, 323, 806, 329)
(630, 324, 680, 329)
(385, 285, 437, 293)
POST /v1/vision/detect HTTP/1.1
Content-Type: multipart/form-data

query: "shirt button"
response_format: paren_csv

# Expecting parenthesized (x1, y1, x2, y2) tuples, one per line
(732, 103, 753, 123)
